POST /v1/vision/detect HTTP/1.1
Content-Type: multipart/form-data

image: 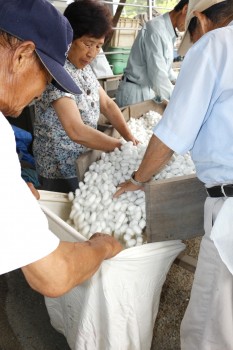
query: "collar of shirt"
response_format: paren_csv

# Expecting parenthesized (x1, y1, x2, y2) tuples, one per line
(163, 12, 177, 41)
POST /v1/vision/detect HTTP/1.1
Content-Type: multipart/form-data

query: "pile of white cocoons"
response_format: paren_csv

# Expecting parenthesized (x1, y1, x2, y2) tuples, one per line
(68, 111, 196, 248)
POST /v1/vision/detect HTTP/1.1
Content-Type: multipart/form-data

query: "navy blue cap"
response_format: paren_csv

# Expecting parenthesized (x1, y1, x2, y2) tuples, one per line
(0, 0, 81, 95)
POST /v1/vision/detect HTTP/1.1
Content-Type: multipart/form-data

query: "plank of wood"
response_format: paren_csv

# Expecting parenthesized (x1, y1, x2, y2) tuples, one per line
(145, 174, 207, 242)
(174, 253, 197, 273)
(121, 99, 166, 122)
(76, 149, 102, 182)
(98, 99, 166, 126)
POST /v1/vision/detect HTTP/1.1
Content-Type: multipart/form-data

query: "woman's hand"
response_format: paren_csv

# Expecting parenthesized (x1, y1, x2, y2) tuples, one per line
(125, 134, 140, 146)
(99, 89, 140, 146)
(27, 182, 40, 200)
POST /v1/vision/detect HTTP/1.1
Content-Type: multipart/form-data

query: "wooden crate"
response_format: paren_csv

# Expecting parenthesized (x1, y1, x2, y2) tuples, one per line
(98, 99, 166, 126)
(76, 100, 207, 243)
(110, 18, 140, 48)
(120, 99, 166, 122)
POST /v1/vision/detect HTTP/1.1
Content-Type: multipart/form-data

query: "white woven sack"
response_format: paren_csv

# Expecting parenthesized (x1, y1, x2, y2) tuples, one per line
(45, 240, 184, 350)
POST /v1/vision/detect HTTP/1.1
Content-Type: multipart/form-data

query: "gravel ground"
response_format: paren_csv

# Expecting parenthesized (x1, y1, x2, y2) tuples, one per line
(151, 236, 202, 350)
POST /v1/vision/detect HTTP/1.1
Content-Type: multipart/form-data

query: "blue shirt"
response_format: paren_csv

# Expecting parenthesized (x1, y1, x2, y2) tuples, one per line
(154, 22, 233, 187)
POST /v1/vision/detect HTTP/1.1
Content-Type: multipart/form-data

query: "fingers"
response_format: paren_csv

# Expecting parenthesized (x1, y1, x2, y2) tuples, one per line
(89, 233, 123, 258)
(161, 99, 169, 107)
(132, 138, 140, 146)
(113, 181, 142, 198)
(111, 240, 123, 257)
(27, 182, 40, 200)
(126, 135, 140, 146)
(102, 235, 123, 258)
(113, 186, 127, 198)
(90, 232, 108, 239)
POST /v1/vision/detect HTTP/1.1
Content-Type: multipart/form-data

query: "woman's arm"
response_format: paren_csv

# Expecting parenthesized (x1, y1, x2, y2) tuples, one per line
(52, 96, 122, 151)
(99, 87, 139, 145)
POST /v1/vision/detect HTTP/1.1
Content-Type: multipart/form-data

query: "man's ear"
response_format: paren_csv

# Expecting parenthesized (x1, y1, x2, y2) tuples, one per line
(12, 41, 36, 73)
(193, 10, 213, 35)
(182, 4, 188, 16)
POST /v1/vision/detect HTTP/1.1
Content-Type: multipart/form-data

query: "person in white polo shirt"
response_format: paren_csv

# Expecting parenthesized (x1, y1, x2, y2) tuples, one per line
(0, 0, 122, 297)
(114, 0, 233, 348)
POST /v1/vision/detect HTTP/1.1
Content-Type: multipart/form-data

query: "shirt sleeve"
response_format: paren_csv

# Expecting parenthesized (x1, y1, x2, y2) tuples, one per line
(153, 35, 218, 154)
(144, 30, 174, 100)
(168, 66, 177, 82)
(0, 115, 60, 274)
(46, 83, 75, 104)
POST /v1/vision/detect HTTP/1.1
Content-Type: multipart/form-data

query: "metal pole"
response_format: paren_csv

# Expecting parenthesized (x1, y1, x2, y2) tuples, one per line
(148, 0, 153, 20)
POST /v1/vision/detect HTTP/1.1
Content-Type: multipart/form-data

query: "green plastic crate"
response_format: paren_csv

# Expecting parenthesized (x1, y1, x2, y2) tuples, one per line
(106, 47, 130, 74)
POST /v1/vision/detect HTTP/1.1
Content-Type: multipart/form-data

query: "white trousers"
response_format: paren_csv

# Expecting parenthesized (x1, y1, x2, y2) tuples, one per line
(180, 197, 233, 350)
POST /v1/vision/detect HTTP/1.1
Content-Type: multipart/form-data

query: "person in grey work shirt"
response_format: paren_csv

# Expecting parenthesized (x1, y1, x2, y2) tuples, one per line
(115, 0, 188, 107)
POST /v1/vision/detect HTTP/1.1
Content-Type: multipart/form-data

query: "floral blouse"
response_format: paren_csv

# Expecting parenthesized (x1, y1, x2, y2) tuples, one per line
(33, 60, 100, 179)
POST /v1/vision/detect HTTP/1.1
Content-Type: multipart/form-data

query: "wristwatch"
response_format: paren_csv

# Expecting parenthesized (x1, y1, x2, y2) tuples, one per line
(129, 171, 148, 187)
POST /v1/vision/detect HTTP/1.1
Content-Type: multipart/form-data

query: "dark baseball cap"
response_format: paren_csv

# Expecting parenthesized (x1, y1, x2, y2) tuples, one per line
(0, 0, 81, 95)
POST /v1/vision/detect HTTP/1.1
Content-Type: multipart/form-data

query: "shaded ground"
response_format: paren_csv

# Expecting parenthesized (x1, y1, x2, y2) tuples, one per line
(0, 269, 70, 350)
(151, 237, 201, 350)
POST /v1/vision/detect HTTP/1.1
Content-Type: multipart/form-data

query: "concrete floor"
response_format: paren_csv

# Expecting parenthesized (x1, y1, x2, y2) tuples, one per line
(0, 269, 70, 350)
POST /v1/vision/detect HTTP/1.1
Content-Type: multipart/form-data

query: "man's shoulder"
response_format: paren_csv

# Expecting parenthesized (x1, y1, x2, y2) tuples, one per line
(193, 25, 233, 54)
(146, 14, 165, 34)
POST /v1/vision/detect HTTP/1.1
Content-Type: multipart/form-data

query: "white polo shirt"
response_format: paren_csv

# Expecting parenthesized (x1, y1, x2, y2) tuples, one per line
(0, 111, 59, 275)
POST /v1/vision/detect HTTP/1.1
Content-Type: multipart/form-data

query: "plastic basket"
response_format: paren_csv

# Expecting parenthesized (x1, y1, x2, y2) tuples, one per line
(106, 46, 130, 74)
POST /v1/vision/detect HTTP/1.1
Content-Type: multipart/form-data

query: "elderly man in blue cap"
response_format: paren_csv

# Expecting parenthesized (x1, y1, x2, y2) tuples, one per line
(0, 0, 122, 297)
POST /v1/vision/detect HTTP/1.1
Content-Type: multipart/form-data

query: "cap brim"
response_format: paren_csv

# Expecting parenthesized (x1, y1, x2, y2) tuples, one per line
(36, 49, 82, 95)
(178, 0, 227, 56)
(178, 29, 192, 56)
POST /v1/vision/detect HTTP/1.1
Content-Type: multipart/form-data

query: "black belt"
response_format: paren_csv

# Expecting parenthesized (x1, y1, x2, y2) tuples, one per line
(122, 75, 136, 84)
(206, 184, 233, 197)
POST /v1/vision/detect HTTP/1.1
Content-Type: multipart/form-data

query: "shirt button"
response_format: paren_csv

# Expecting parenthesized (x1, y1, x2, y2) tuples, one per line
(87, 89, 91, 95)
(91, 102, 94, 107)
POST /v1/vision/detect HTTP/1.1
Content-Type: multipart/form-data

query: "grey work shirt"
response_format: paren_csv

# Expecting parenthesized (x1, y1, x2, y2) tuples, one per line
(115, 12, 177, 107)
